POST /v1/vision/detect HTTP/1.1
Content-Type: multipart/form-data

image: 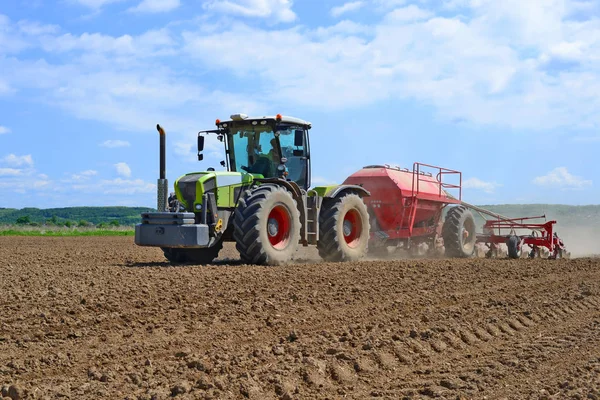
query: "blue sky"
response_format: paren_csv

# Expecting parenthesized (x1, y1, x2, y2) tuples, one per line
(0, 0, 599, 208)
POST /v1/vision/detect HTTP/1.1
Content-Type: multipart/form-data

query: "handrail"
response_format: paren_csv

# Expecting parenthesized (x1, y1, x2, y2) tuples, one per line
(412, 162, 462, 201)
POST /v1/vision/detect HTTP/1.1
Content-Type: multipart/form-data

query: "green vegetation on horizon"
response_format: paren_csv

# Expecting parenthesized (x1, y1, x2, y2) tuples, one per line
(0, 206, 154, 226)
(0, 229, 134, 237)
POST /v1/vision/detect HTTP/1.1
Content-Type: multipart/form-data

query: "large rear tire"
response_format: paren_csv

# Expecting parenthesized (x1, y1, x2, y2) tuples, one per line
(233, 185, 301, 265)
(317, 193, 370, 262)
(161, 239, 223, 265)
(442, 205, 476, 258)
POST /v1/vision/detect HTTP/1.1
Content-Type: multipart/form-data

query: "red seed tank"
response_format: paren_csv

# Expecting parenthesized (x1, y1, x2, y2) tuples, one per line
(343, 164, 462, 240)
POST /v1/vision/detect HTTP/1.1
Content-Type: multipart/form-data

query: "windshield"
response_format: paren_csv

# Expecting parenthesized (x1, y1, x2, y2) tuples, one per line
(226, 121, 309, 188)
(228, 124, 278, 178)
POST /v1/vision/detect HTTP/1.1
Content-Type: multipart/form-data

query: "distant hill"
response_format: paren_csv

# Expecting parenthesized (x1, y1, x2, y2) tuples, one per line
(0, 207, 154, 226)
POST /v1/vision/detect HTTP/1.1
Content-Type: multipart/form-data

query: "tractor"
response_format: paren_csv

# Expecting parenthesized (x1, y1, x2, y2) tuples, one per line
(135, 114, 371, 265)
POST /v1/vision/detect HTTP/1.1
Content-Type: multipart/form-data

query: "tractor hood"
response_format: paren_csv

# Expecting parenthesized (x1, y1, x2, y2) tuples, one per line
(175, 171, 255, 211)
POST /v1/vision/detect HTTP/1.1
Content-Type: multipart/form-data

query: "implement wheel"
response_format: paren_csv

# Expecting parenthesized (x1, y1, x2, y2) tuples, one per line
(317, 193, 370, 262)
(161, 239, 223, 265)
(442, 205, 476, 258)
(233, 185, 301, 265)
(507, 235, 521, 259)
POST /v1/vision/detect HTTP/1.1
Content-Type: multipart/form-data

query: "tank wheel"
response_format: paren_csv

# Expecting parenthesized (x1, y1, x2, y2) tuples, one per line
(507, 235, 521, 259)
(318, 193, 370, 262)
(161, 239, 223, 265)
(442, 205, 476, 258)
(233, 185, 301, 265)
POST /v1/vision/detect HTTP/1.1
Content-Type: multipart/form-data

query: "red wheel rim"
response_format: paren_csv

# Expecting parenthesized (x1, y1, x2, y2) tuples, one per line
(343, 209, 362, 248)
(267, 205, 291, 249)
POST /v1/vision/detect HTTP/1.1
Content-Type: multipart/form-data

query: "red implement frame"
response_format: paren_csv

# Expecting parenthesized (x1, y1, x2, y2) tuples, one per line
(478, 215, 565, 257)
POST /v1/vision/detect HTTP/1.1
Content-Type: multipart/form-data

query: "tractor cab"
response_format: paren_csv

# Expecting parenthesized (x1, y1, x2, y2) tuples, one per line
(199, 114, 312, 190)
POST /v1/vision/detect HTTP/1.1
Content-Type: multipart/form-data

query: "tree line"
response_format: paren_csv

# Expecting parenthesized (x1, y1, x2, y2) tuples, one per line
(0, 206, 154, 226)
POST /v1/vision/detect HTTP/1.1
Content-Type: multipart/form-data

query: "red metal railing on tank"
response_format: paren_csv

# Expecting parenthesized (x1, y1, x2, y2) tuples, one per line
(411, 162, 462, 201)
(403, 163, 463, 235)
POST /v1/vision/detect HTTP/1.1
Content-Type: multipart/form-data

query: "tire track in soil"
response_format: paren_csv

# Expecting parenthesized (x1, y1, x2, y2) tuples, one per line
(0, 237, 599, 399)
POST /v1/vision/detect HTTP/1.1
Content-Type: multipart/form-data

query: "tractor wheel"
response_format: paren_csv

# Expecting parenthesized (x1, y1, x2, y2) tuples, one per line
(233, 185, 301, 265)
(162, 239, 223, 265)
(507, 235, 521, 259)
(442, 205, 476, 258)
(317, 193, 370, 262)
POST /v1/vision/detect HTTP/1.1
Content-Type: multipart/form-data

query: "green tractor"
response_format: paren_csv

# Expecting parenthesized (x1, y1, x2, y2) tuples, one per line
(135, 113, 370, 265)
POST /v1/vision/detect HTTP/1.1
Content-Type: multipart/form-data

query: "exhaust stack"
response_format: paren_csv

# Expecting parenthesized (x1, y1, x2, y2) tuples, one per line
(156, 124, 168, 212)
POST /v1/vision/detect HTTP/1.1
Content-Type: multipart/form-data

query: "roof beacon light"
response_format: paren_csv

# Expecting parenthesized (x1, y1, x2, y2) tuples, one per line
(215, 119, 221, 125)
(276, 114, 282, 121)
(230, 114, 248, 121)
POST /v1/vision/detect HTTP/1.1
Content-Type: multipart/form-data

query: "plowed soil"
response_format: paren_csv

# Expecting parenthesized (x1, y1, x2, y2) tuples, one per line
(1, 237, 599, 400)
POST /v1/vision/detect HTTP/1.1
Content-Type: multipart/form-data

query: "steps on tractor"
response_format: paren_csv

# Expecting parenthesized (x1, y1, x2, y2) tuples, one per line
(306, 194, 321, 245)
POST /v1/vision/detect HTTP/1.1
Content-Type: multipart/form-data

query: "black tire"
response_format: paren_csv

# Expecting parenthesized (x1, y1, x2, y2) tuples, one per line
(233, 185, 301, 265)
(317, 193, 370, 262)
(507, 235, 521, 259)
(161, 239, 223, 265)
(442, 206, 476, 258)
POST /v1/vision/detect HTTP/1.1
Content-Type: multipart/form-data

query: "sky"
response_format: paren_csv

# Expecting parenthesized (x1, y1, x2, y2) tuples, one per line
(0, 0, 599, 209)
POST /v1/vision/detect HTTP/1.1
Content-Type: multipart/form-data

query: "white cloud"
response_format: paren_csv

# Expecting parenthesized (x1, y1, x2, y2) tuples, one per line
(70, 0, 125, 9)
(0, 168, 22, 176)
(17, 20, 60, 36)
(374, 0, 407, 10)
(203, 0, 296, 23)
(331, 1, 365, 18)
(3, 1, 600, 137)
(100, 139, 131, 148)
(70, 169, 98, 182)
(533, 167, 592, 189)
(2, 154, 33, 167)
(0, 126, 10, 134)
(72, 178, 155, 194)
(384, 5, 432, 22)
(180, 2, 600, 129)
(128, 0, 180, 13)
(0, 159, 52, 192)
(173, 141, 193, 156)
(114, 162, 132, 177)
(314, 20, 372, 37)
(463, 177, 502, 193)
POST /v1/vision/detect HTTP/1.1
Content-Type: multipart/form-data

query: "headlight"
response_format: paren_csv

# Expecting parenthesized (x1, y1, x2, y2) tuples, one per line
(195, 204, 202, 210)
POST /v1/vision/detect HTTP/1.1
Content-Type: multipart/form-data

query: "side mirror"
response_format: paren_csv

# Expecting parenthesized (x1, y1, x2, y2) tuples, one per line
(197, 135, 205, 161)
(294, 130, 303, 147)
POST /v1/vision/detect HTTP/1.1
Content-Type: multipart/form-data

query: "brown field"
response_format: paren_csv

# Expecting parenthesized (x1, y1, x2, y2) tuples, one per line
(0, 236, 599, 399)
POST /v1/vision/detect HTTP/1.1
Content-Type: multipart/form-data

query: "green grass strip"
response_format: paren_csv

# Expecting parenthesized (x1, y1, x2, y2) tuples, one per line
(0, 230, 134, 237)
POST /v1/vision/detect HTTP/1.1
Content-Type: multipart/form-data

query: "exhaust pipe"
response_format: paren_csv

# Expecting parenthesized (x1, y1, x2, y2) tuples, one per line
(156, 124, 168, 212)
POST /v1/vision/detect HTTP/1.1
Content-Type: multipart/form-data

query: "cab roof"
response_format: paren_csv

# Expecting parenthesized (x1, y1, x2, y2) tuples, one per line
(219, 113, 312, 128)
